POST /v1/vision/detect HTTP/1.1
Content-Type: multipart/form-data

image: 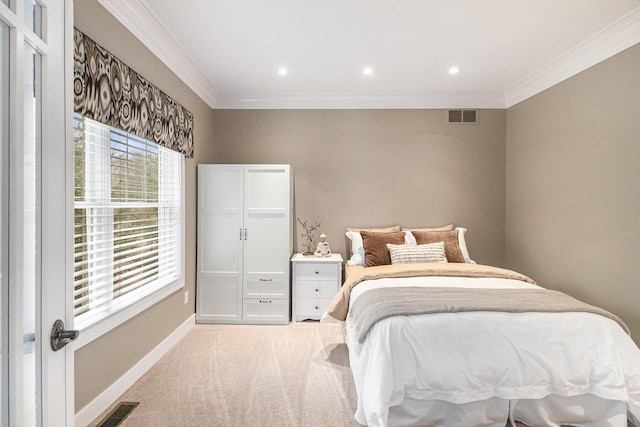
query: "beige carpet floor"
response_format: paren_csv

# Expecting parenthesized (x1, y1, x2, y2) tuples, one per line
(89, 322, 633, 427)
(90, 322, 360, 427)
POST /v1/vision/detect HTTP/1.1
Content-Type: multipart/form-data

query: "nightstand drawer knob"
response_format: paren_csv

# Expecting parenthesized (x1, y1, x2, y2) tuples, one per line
(315, 271, 319, 274)
(315, 306, 318, 310)
(315, 288, 318, 292)
(259, 278, 273, 282)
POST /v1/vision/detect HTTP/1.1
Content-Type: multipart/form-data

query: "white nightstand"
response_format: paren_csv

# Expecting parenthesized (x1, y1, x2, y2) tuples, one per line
(291, 253, 343, 322)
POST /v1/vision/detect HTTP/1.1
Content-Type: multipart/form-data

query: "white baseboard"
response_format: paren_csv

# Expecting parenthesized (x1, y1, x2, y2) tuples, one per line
(74, 314, 196, 427)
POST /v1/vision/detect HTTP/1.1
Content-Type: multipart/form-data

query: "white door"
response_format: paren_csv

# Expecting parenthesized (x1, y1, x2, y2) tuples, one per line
(243, 165, 290, 309)
(0, 1, 72, 426)
(197, 165, 244, 322)
(243, 165, 290, 281)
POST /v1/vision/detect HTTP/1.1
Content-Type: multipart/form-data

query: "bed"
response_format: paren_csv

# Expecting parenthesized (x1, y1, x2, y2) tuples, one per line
(322, 226, 640, 427)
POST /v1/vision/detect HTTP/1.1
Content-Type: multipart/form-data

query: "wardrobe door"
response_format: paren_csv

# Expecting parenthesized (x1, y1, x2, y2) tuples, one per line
(243, 165, 290, 322)
(197, 165, 244, 323)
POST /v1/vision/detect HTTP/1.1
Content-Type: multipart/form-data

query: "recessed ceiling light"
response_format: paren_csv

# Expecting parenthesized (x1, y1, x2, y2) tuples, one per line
(363, 67, 373, 75)
(449, 66, 460, 75)
(278, 68, 288, 76)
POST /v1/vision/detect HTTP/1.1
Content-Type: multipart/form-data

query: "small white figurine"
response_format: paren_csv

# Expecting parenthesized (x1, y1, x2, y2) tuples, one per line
(314, 233, 331, 258)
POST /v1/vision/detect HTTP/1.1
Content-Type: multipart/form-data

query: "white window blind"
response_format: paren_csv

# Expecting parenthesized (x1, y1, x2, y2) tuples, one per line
(73, 114, 183, 330)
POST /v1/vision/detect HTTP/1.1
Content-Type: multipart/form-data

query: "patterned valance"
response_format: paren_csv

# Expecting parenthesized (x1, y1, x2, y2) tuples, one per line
(73, 29, 194, 158)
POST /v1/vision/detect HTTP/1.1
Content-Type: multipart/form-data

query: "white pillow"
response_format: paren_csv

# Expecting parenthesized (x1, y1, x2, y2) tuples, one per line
(456, 228, 475, 263)
(346, 231, 365, 266)
(386, 242, 448, 265)
(346, 231, 415, 266)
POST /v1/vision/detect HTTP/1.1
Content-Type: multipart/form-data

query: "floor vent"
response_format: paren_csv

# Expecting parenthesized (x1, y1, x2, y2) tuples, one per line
(447, 109, 478, 124)
(98, 402, 139, 427)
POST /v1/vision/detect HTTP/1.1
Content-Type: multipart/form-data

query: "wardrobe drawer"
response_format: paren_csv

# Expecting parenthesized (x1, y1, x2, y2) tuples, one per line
(244, 273, 287, 298)
(243, 298, 288, 323)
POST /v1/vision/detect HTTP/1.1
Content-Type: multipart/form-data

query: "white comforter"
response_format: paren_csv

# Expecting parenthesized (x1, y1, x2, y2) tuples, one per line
(340, 276, 640, 427)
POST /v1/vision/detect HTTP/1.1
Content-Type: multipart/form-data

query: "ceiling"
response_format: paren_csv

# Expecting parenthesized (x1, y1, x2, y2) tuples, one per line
(100, 0, 640, 109)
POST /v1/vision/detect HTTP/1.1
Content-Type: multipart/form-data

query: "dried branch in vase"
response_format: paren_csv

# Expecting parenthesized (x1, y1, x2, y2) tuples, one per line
(297, 218, 321, 255)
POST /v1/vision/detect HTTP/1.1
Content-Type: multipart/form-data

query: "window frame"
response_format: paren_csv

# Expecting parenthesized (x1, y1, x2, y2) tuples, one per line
(71, 115, 186, 349)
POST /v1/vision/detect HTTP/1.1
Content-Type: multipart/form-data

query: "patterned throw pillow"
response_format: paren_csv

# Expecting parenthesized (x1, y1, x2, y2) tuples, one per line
(386, 242, 448, 265)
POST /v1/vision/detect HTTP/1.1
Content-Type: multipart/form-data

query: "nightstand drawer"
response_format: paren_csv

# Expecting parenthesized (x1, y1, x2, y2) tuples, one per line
(295, 297, 333, 318)
(295, 263, 338, 281)
(295, 280, 337, 299)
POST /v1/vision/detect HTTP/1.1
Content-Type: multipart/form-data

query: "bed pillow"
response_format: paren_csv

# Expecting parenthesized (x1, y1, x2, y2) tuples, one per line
(346, 226, 400, 233)
(345, 226, 402, 266)
(386, 242, 448, 265)
(404, 230, 418, 245)
(401, 224, 455, 232)
(411, 228, 473, 263)
(455, 228, 474, 263)
(404, 225, 454, 246)
(345, 231, 366, 266)
(360, 231, 406, 267)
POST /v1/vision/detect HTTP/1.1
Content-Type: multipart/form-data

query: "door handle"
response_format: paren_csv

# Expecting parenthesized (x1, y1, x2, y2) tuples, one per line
(50, 319, 79, 351)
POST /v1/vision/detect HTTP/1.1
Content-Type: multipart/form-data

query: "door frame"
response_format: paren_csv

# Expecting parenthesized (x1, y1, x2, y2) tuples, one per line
(40, 1, 74, 425)
(1, 0, 73, 425)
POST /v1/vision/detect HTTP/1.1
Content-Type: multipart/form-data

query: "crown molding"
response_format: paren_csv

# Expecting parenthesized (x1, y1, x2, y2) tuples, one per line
(212, 91, 507, 109)
(98, 0, 639, 110)
(504, 6, 640, 108)
(98, 0, 220, 109)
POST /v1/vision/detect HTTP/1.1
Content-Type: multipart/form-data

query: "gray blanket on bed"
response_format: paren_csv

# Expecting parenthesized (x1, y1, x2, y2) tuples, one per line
(346, 287, 630, 345)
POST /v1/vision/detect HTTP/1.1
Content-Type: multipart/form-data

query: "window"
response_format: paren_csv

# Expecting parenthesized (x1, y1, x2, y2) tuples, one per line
(73, 113, 184, 333)
(23, 0, 42, 37)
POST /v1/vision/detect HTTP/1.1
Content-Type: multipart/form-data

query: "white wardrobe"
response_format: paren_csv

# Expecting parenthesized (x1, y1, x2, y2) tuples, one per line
(196, 164, 292, 324)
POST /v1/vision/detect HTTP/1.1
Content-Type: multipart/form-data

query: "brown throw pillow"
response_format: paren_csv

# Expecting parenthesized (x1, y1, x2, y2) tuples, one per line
(361, 231, 406, 267)
(412, 230, 464, 263)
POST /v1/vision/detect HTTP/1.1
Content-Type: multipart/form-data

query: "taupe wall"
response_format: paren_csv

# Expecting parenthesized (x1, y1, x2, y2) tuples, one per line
(506, 43, 640, 343)
(210, 109, 507, 266)
(73, 0, 216, 412)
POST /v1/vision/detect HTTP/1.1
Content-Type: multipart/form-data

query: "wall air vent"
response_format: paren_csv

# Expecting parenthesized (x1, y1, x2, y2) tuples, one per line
(447, 109, 477, 124)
